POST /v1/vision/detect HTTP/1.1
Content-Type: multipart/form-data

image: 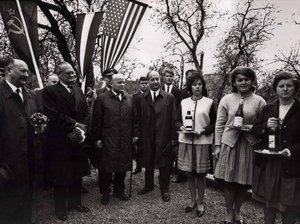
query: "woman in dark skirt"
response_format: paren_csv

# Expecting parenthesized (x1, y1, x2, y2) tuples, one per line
(251, 72, 300, 224)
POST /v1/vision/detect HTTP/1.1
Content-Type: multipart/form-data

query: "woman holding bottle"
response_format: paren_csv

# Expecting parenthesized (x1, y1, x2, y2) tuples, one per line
(251, 72, 300, 224)
(214, 67, 266, 224)
(176, 72, 216, 217)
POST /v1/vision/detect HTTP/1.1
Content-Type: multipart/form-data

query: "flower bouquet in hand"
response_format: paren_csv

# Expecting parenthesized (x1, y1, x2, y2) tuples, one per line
(30, 112, 48, 134)
(67, 127, 86, 144)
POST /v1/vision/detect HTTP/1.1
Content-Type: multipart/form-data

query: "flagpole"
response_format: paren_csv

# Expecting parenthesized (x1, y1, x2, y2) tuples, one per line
(15, 0, 43, 89)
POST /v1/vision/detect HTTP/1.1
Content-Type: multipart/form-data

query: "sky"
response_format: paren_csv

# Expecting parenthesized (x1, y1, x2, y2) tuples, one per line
(119, 0, 300, 79)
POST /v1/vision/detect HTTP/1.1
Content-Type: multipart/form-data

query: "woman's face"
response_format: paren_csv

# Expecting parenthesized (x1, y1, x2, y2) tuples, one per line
(191, 79, 203, 96)
(234, 74, 253, 94)
(276, 78, 295, 101)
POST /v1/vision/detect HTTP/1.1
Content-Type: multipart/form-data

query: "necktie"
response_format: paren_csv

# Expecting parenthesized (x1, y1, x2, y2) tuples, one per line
(16, 88, 23, 102)
(167, 85, 170, 93)
(68, 85, 73, 95)
(153, 91, 156, 102)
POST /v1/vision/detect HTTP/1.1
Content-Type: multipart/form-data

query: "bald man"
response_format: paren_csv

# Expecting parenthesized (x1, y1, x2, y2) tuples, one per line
(92, 74, 134, 205)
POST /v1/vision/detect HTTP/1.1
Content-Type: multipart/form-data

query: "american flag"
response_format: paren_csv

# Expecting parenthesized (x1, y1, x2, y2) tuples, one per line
(101, 0, 147, 71)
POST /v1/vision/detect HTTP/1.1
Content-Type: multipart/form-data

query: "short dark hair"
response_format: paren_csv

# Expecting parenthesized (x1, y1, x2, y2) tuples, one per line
(273, 72, 299, 93)
(230, 66, 256, 92)
(185, 69, 197, 77)
(102, 68, 117, 77)
(186, 72, 208, 97)
(139, 76, 148, 82)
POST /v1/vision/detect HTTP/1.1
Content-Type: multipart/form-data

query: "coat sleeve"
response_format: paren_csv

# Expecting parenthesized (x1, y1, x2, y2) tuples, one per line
(175, 103, 183, 131)
(91, 96, 104, 142)
(170, 95, 177, 140)
(42, 87, 76, 132)
(203, 102, 217, 135)
(133, 94, 141, 138)
(215, 97, 227, 146)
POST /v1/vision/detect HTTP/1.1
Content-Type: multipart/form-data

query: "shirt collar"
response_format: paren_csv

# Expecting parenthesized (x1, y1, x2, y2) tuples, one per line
(60, 81, 71, 92)
(5, 80, 22, 93)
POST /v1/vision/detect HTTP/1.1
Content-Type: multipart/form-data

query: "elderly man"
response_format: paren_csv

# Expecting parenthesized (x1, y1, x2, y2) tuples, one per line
(92, 73, 133, 205)
(135, 70, 177, 202)
(0, 58, 39, 224)
(42, 62, 90, 221)
(46, 73, 59, 86)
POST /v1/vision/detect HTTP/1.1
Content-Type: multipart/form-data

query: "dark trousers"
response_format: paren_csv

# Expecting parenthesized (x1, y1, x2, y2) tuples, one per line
(99, 170, 126, 195)
(0, 183, 33, 224)
(144, 165, 171, 193)
(134, 142, 143, 170)
(53, 179, 82, 216)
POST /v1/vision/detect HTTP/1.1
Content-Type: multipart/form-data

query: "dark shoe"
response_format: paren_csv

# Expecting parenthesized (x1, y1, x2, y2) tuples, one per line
(101, 194, 110, 205)
(56, 214, 67, 221)
(185, 204, 196, 213)
(235, 220, 246, 224)
(113, 193, 129, 201)
(171, 175, 187, 183)
(132, 168, 142, 175)
(161, 192, 170, 202)
(81, 186, 89, 194)
(196, 209, 205, 217)
(73, 205, 90, 213)
(137, 187, 154, 195)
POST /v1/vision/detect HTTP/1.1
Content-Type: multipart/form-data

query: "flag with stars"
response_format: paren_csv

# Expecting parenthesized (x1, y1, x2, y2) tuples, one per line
(0, 0, 38, 74)
(101, 0, 148, 71)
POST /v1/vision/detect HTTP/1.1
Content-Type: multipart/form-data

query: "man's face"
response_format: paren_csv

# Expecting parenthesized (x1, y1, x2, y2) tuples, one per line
(139, 80, 148, 92)
(148, 72, 160, 91)
(163, 71, 174, 85)
(104, 75, 113, 88)
(57, 63, 77, 85)
(6, 60, 29, 87)
(111, 74, 125, 93)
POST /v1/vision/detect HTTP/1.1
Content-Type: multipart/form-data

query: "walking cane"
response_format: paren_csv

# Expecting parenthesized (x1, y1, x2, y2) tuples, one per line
(129, 142, 136, 198)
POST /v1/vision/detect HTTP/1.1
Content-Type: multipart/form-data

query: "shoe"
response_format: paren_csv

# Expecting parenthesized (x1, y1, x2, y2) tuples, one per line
(132, 168, 142, 175)
(81, 186, 89, 194)
(234, 220, 246, 224)
(196, 209, 205, 217)
(185, 204, 196, 213)
(171, 176, 187, 183)
(101, 194, 110, 205)
(113, 193, 129, 201)
(137, 187, 154, 195)
(161, 192, 170, 202)
(56, 214, 67, 221)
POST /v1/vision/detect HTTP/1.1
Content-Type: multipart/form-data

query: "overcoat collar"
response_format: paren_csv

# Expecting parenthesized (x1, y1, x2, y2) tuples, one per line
(55, 82, 75, 107)
(271, 98, 299, 125)
(108, 89, 128, 102)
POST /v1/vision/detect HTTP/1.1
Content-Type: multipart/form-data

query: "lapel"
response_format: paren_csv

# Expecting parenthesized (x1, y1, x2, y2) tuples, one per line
(72, 85, 82, 110)
(56, 82, 74, 107)
(145, 90, 155, 110)
(21, 86, 33, 117)
(281, 99, 299, 124)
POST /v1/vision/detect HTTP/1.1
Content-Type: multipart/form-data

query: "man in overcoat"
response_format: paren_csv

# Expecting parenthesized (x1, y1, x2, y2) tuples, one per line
(135, 70, 177, 202)
(42, 62, 90, 221)
(0, 58, 39, 224)
(92, 73, 133, 205)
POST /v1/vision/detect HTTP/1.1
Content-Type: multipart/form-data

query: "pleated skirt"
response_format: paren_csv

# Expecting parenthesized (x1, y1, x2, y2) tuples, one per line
(214, 135, 253, 186)
(177, 143, 210, 174)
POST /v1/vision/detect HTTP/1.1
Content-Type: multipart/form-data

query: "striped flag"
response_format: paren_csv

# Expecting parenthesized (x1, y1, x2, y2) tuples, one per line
(0, 0, 43, 88)
(101, 0, 148, 71)
(75, 12, 103, 92)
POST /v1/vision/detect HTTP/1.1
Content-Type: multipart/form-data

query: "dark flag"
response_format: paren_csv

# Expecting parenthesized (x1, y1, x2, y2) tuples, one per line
(101, 0, 148, 71)
(0, 0, 42, 87)
(75, 12, 103, 92)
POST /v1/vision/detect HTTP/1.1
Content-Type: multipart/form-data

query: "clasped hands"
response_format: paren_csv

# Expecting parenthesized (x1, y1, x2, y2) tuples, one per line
(180, 126, 205, 135)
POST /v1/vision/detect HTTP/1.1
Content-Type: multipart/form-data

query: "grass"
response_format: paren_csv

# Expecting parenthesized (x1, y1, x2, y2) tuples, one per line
(32, 169, 284, 224)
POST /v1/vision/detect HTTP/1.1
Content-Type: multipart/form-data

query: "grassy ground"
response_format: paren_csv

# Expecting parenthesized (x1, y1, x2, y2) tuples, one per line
(32, 169, 284, 224)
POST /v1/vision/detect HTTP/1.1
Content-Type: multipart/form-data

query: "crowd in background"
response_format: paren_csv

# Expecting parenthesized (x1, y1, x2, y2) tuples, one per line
(0, 58, 299, 224)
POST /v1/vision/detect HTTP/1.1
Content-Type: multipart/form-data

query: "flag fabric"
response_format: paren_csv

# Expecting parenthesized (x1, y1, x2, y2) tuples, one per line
(101, 0, 148, 71)
(75, 12, 103, 91)
(0, 0, 39, 75)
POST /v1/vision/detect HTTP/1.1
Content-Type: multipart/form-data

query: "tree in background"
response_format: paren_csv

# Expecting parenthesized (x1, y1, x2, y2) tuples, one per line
(213, 0, 279, 102)
(150, 0, 218, 73)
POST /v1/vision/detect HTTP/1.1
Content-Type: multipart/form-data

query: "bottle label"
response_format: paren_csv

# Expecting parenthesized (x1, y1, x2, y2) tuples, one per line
(185, 119, 193, 131)
(268, 135, 275, 149)
(233, 116, 243, 128)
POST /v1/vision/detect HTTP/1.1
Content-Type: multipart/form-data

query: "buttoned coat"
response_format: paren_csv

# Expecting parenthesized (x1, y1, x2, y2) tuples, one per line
(92, 91, 133, 172)
(135, 90, 176, 169)
(0, 81, 38, 184)
(252, 99, 300, 178)
(42, 82, 90, 185)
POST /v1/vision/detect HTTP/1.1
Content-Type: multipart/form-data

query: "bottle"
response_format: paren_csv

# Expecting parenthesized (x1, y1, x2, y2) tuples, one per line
(268, 127, 276, 151)
(185, 110, 193, 131)
(233, 97, 244, 128)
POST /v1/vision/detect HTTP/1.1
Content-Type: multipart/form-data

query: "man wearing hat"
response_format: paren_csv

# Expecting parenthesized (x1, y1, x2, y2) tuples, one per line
(96, 68, 118, 96)
(0, 58, 39, 224)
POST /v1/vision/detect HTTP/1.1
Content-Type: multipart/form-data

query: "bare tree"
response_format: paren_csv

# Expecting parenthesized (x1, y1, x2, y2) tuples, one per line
(151, 0, 218, 73)
(214, 0, 279, 101)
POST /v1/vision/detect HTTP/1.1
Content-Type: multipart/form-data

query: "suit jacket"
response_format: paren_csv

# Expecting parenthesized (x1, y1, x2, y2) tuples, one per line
(42, 82, 90, 185)
(252, 99, 300, 178)
(135, 90, 176, 169)
(162, 85, 181, 109)
(0, 80, 38, 184)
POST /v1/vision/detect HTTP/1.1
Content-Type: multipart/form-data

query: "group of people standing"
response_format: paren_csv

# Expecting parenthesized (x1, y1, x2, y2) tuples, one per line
(0, 58, 299, 224)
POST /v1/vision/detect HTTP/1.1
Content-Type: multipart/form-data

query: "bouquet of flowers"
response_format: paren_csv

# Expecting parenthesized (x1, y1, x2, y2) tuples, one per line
(30, 112, 48, 134)
(67, 127, 86, 144)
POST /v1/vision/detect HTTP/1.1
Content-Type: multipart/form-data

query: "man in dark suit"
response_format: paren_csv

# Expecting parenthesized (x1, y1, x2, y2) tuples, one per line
(92, 73, 134, 205)
(132, 76, 148, 174)
(95, 68, 118, 96)
(0, 58, 39, 224)
(42, 62, 90, 221)
(135, 70, 177, 202)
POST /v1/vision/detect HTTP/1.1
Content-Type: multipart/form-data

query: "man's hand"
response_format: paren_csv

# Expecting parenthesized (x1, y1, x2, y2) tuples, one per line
(75, 122, 87, 132)
(279, 148, 291, 158)
(95, 140, 102, 149)
(214, 146, 221, 160)
(133, 137, 139, 143)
